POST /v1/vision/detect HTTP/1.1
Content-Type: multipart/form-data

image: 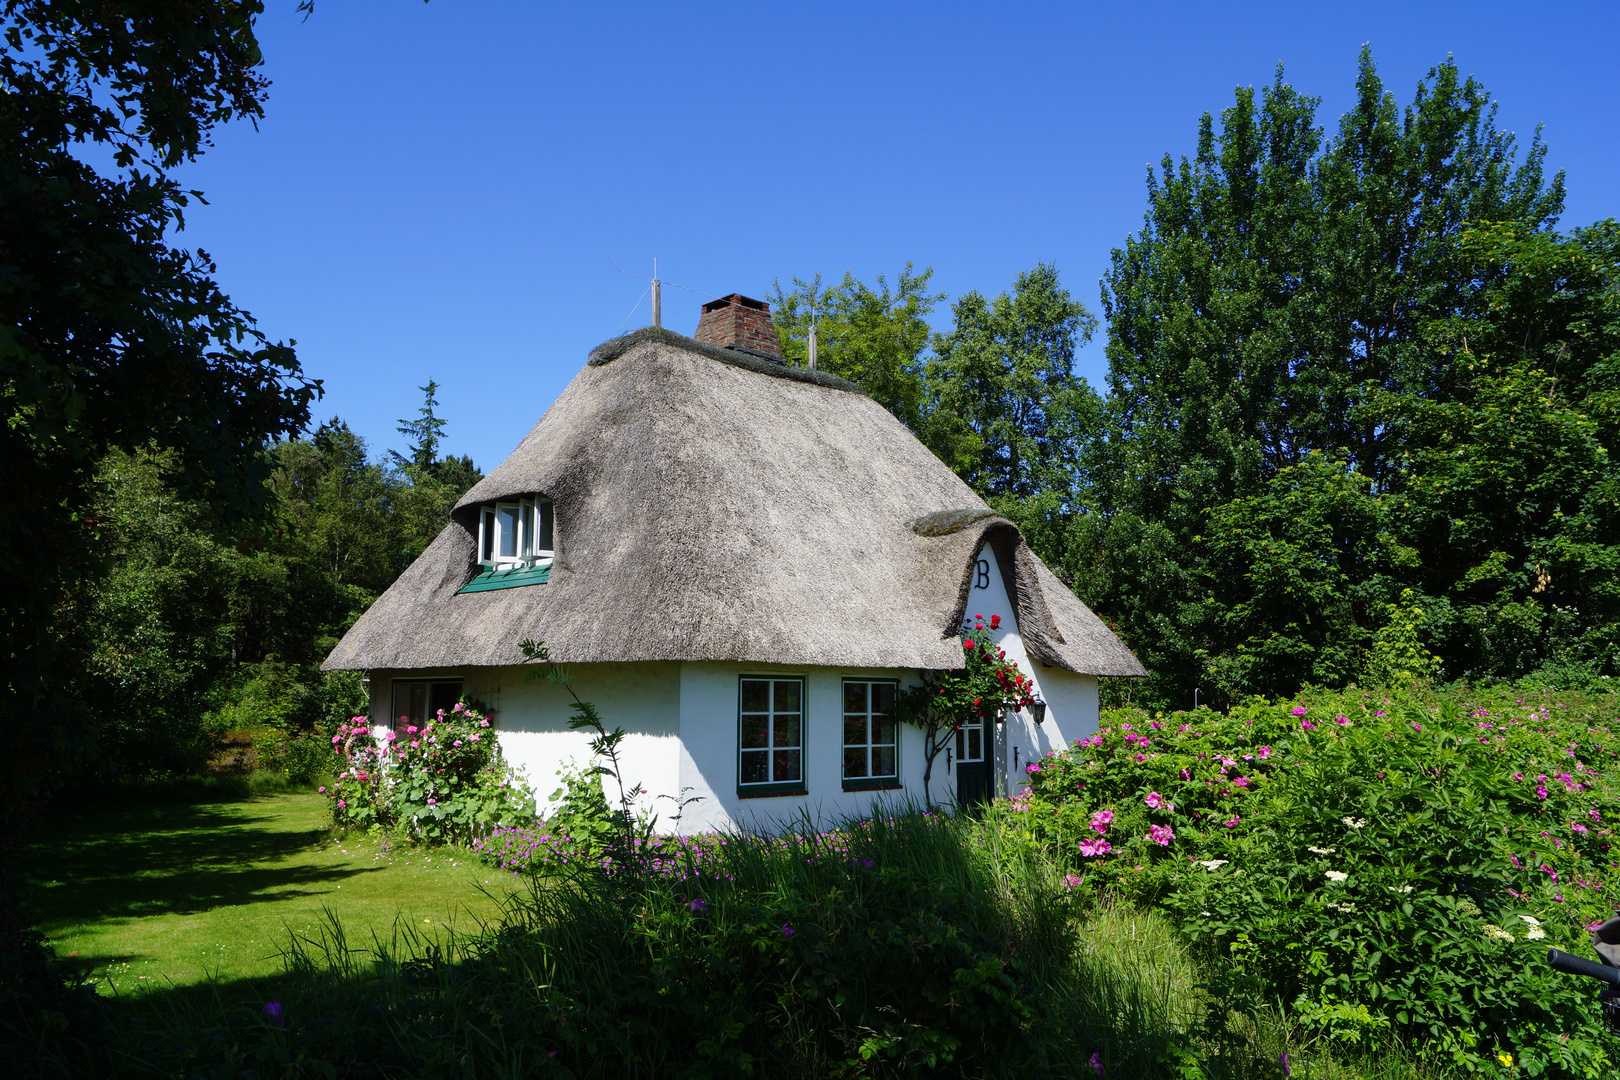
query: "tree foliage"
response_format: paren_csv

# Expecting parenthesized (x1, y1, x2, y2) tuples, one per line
(0, 0, 317, 819)
(75, 414, 482, 781)
(769, 264, 943, 432)
(1072, 50, 1605, 706)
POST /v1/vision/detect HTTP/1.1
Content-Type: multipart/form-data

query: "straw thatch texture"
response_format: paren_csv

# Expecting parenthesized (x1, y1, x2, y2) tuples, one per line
(323, 331, 1145, 677)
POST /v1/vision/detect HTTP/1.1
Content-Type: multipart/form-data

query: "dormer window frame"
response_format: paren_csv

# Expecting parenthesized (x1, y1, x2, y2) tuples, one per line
(477, 495, 553, 570)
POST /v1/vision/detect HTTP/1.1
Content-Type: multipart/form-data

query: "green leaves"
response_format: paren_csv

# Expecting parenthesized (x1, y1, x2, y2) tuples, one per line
(1077, 49, 1617, 706)
(1012, 684, 1620, 1075)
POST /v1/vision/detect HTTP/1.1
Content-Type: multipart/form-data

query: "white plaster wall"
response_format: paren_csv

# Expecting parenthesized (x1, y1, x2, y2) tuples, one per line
(366, 663, 681, 822)
(676, 662, 930, 834)
(956, 546, 1103, 799)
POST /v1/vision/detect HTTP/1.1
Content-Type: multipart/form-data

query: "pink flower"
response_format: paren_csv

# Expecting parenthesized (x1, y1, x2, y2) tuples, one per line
(1335, 716, 1351, 727)
(1232, 776, 1252, 789)
(1224, 816, 1241, 829)
(470, 734, 480, 742)
(1543, 864, 1558, 883)
(387, 731, 397, 741)
(331, 735, 342, 745)
(427, 797, 437, 806)
(1410, 722, 1423, 733)
(1062, 873, 1083, 891)
(453, 702, 464, 712)
(1257, 746, 1272, 760)
(1301, 720, 1316, 731)
(337, 799, 347, 809)
(453, 740, 463, 747)
(1145, 791, 1169, 810)
(407, 725, 418, 735)
(1134, 753, 1147, 762)
(1077, 838, 1112, 857)
(1290, 706, 1307, 717)
(1147, 824, 1175, 846)
(781, 923, 795, 938)
(1089, 1051, 1106, 1076)
(1089, 810, 1113, 834)
(318, 786, 326, 793)
(480, 718, 491, 728)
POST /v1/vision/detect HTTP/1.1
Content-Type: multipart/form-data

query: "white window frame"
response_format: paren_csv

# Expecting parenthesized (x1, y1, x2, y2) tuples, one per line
(738, 676, 805, 790)
(842, 679, 899, 783)
(477, 496, 553, 569)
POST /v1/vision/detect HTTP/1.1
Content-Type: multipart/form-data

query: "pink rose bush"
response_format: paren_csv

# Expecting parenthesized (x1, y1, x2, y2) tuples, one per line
(984, 683, 1620, 1075)
(326, 701, 536, 844)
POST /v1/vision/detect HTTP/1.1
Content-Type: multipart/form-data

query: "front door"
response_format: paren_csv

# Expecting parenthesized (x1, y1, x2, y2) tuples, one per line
(955, 715, 992, 808)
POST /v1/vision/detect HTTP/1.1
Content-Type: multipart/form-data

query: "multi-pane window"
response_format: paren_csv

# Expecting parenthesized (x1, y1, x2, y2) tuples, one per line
(478, 496, 553, 569)
(391, 679, 464, 734)
(843, 680, 898, 781)
(955, 715, 985, 763)
(739, 677, 803, 788)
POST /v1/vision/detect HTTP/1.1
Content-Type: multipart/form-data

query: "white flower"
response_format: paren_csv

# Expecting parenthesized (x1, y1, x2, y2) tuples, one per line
(1324, 870, 1349, 883)
(1387, 885, 1413, 894)
(1198, 859, 1229, 870)
(1519, 914, 1542, 927)
(1483, 924, 1516, 942)
(1326, 901, 1357, 913)
(1342, 817, 1367, 829)
(1519, 915, 1546, 940)
(1307, 846, 1337, 855)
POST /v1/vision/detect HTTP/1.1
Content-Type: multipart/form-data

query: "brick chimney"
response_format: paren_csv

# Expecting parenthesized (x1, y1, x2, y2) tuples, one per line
(693, 294, 784, 361)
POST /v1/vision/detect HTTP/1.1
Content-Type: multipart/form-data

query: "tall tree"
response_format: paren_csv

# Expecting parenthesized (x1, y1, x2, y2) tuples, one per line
(1078, 50, 1567, 706)
(770, 264, 944, 432)
(0, 0, 315, 968)
(927, 264, 1101, 565)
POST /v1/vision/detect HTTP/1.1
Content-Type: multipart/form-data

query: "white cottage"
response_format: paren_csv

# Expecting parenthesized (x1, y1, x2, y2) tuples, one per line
(323, 295, 1145, 833)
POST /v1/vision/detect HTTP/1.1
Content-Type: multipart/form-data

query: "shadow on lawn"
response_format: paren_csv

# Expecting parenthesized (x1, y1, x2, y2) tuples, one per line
(18, 798, 381, 925)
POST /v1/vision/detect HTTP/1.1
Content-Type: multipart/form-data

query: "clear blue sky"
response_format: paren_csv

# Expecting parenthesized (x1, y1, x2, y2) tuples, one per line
(172, 1, 1620, 473)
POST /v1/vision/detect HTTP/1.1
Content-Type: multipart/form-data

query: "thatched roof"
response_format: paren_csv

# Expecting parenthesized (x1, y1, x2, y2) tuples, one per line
(324, 327, 1145, 677)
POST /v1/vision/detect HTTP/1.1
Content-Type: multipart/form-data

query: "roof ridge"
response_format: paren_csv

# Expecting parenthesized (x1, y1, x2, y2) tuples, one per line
(587, 326, 865, 394)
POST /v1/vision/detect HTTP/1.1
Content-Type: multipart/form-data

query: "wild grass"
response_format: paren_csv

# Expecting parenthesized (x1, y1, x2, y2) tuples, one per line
(12, 801, 1479, 1079)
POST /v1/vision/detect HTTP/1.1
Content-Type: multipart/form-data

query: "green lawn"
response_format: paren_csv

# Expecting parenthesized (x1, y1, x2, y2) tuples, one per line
(19, 791, 521, 994)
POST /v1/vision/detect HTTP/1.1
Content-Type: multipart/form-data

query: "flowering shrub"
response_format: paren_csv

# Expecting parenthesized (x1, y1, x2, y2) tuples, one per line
(325, 702, 537, 844)
(900, 612, 1038, 802)
(991, 684, 1620, 1077)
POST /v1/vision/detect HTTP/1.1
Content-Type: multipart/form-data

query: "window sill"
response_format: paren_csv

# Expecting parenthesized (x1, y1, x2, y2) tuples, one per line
(737, 785, 808, 800)
(842, 779, 902, 792)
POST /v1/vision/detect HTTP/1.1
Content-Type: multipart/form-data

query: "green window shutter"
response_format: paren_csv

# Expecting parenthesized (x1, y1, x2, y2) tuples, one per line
(456, 563, 551, 594)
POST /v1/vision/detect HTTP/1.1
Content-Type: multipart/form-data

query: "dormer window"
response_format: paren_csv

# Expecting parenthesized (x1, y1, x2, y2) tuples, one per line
(477, 496, 553, 569)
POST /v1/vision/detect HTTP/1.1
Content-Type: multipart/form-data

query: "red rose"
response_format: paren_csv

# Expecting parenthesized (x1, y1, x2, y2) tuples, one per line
(964, 639, 976, 649)
(990, 615, 1001, 629)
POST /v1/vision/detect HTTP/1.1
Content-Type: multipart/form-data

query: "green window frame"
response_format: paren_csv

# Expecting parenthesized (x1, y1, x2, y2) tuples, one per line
(738, 676, 806, 797)
(842, 679, 900, 791)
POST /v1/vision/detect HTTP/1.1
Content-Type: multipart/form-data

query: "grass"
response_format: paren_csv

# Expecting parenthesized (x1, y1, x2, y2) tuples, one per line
(17, 790, 521, 993)
(10, 792, 1468, 1078)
